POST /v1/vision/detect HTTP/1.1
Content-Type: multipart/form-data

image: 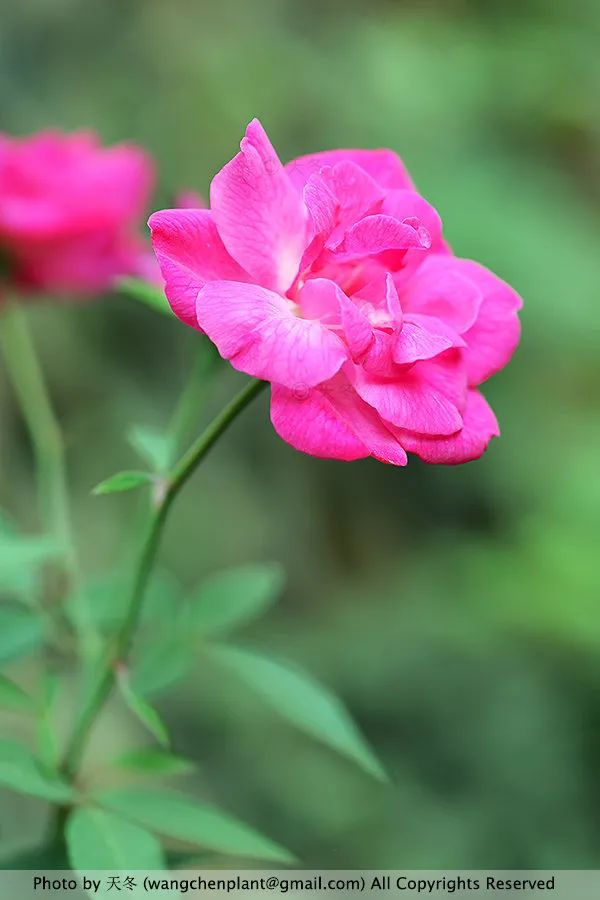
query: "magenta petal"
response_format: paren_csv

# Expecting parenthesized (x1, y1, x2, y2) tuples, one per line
(348, 353, 465, 435)
(401, 255, 483, 333)
(382, 190, 444, 250)
(270, 377, 407, 465)
(333, 214, 431, 261)
(286, 149, 414, 192)
(393, 321, 454, 365)
(457, 261, 523, 385)
(396, 389, 499, 464)
(309, 162, 383, 246)
(299, 278, 374, 360)
(394, 314, 465, 365)
(196, 281, 348, 389)
(210, 119, 308, 294)
(149, 208, 248, 328)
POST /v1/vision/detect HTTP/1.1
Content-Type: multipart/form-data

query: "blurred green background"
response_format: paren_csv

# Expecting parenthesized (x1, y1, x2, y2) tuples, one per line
(1, 0, 600, 869)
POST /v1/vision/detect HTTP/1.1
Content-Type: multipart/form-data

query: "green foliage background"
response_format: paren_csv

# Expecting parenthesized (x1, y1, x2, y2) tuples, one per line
(1, 0, 600, 868)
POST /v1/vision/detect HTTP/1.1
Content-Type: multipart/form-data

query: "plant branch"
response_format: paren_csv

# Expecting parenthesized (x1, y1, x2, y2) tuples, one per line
(0, 301, 72, 554)
(61, 376, 267, 779)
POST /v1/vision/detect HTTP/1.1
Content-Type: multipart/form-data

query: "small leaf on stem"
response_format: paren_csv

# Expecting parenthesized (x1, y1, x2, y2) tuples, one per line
(0, 739, 75, 803)
(112, 747, 195, 777)
(209, 644, 388, 783)
(92, 470, 154, 496)
(185, 562, 284, 637)
(116, 669, 170, 747)
(94, 787, 296, 863)
(67, 806, 166, 871)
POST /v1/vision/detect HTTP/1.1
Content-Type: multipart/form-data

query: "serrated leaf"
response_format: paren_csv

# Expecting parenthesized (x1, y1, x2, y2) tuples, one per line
(67, 807, 166, 872)
(210, 645, 387, 782)
(0, 675, 33, 712)
(113, 747, 195, 777)
(128, 425, 172, 472)
(0, 605, 44, 664)
(117, 673, 170, 747)
(95, 788, 296, 863)
(0, 739, 75, 803)
(117, 277, 173, 316)
(186, 563, 284, 638)
(93, 470, 154, 496)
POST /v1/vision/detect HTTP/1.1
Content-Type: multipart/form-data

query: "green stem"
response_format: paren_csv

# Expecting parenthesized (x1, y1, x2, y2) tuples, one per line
(0, 301, 71, 553)
(61, 376, 266, 778)
(166, 339, 217, 464)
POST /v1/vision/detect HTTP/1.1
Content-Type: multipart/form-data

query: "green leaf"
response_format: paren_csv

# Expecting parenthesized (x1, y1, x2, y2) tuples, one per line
(186, 563, 284, 638)
(36, 674, 61, 769)
(67, 807, 166, 871)
(0, 533, 61, 593)
(93, 470, 154, 496)
(66, 569, 182, 636)
(131, 637, 195, 698)
(0, 675, 34, 712)
(95, 788, 296, 863)
(117, 277, 173, 317)
(128, 425, 172, 472)
(112, 747, 195, 777)
(210, 645, 388, 782)
(0, 739, 75, 803)
(117, 673, 170, 747)
(0, 604, 44, 664)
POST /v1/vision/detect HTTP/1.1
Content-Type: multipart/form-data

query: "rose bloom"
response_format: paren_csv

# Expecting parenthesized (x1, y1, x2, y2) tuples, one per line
(149, 120, 521, 465)
(0, 130, 154, 295)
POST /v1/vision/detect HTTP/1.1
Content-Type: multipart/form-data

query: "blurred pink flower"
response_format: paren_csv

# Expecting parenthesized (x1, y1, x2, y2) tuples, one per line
(0, 130, 154, 295)
(149, 120, 521, 465)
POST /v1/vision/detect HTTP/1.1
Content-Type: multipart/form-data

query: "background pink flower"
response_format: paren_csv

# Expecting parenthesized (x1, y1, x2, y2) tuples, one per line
(149, 119, 521, 465)
(0, 130, 154, 295)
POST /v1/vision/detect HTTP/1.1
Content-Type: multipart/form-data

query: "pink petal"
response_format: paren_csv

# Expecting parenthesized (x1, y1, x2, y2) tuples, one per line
(353, 272, 403, 327)
(393, 314, 465, 365)
(298, 278, 374, 360)
(396, 388, 499, 464)
(361, 331, 398, 378)
(270, 376, 407, 465)
(348, 352, 466, 435)
(286, 149, 414, 192)
(457, 260, 523, 386)
(332, 214, 431, 262)
(196, 281, 348, 389)
(15, 231, 144, 294)
(210, 119, 308, 294)
(382, 190, 444, 250)
(149, 208, 248, 327)
(401, 255, 483, 333)
(305, 162, 383, 245)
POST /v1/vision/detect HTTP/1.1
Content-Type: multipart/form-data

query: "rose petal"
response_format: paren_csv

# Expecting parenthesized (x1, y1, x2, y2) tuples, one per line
(210, 119, 308, 294)
(286, 149, 414, 192)
(196, 280, 348, 389)
(395, 388, 499, 464)
(270, 376, 407, 465)
(332, 214, 431, 261)
(149, 208, 248, 327)
(348, 352, 465, 435)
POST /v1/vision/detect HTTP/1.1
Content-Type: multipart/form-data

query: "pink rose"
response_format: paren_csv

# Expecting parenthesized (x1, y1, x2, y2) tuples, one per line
(0, 130, 154, 295)
(149, 119, 521, 465)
